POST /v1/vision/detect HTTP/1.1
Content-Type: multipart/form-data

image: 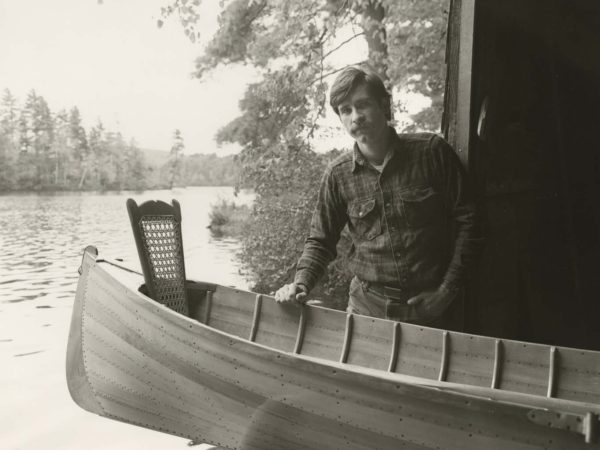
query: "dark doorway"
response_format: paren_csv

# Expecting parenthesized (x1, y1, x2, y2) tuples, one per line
(466, 0, 600, 349)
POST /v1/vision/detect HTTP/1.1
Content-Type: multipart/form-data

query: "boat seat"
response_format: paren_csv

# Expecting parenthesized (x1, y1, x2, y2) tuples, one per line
(126, 198, 189, 316)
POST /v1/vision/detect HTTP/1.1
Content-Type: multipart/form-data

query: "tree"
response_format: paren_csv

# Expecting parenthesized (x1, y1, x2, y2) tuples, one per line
(168, 129, 184, 189)
(163, 0, 450, 298)
(0, 87, 165, 192)
(105, 130, 128, 189)
(178, 153, 240, 186)
(88, 120, 108, 188)
(16, 90, 40, 188)
(29, 93, 55, 187)
(0, 89, 19, 189)
(0, 89, 19, 148)
(385, 0, 450, 129)
(164, 0, 449, 131)
(51, 109, 70, 187)
(124, 139, 147, 190)
(68, 106, 89, 188)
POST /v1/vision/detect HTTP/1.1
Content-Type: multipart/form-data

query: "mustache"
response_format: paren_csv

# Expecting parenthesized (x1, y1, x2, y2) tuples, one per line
(351, 123, 369, 133)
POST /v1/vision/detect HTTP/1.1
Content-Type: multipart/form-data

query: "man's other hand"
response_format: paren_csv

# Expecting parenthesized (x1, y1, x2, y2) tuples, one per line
(406, 287, 457, 319)
(274, 283, 307, 304)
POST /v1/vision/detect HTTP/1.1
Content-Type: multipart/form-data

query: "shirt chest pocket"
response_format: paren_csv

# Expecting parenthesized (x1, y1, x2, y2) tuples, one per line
(347, 197, 381, 240)
(397, 186, 443, 228)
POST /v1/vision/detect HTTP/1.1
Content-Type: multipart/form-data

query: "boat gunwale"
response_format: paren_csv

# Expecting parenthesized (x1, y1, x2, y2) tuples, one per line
(89, 257, 600, 418)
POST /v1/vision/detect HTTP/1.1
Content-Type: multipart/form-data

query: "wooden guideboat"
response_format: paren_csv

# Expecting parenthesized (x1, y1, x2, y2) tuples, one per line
(67, 245, 600, 449)
(65, 0, 600, 445)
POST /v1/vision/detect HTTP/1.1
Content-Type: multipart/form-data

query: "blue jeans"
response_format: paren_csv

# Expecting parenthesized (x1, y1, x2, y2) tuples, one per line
(347, 276, 464, 329)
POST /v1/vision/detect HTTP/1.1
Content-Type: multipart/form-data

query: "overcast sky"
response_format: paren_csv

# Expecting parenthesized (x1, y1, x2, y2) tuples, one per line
(0, 0, 258, 154)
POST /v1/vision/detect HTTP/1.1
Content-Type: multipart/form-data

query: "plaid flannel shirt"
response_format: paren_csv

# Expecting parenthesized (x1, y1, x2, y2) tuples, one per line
(294, 128, 481, 294)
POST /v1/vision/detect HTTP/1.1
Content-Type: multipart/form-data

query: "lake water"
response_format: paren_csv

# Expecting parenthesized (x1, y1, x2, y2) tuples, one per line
(0, 187, 251, 450)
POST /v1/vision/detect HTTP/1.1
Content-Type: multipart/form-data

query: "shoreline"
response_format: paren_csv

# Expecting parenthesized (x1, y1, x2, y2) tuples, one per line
(0, 184, 240, 196)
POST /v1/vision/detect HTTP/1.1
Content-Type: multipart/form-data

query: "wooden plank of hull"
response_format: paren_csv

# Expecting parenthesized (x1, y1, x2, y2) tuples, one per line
(557, 349, 600, 404)
(346, 315, 393, 371)
(446, 334, 495, 387)
(65, 247, 105, 417)
(253, 296, 301, 353)
(67, 256, 600, 449)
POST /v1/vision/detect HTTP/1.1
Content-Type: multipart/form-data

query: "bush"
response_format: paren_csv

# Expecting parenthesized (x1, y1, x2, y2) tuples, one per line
(234, 147, 352, 309)
(208, 199, 250, 237)
(208, 201, 231, 227)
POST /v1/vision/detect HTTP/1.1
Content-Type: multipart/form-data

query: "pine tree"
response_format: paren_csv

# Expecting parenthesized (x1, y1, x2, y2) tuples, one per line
(32, 94, 55, 187)
(51, 109, 70, 187)
(168, 129, 184, 189)
(0, 89, 19, 149)
(16, 92, 38, 188)
(125, 139, 147, 190)
(0, 87, 152, 191)
(68, 106, 89, 187)
(88, 120, 109, 189)
(0, 89, 19, 189)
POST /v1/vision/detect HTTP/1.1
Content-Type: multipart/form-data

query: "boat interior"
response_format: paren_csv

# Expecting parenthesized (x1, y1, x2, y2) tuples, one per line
(120, 181, 600, 416)
(181, 274, 600, 408)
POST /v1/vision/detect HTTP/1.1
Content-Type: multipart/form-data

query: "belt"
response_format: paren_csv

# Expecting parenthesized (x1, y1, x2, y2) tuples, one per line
(359, 280, 411, 303)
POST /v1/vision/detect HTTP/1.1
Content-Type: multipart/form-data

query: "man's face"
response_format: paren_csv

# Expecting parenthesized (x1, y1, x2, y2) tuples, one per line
(337, 83, 388, 145)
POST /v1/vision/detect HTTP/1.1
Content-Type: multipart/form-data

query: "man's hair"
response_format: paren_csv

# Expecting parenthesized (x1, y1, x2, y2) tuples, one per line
(329, 65, 392, 121)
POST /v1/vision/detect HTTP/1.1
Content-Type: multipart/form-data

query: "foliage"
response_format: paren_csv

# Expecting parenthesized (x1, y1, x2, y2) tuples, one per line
(0, 88, 147, 191)
(168, 129, 185, 189)
(178, 153, 240, 187)
(163, 0, 451, 300)
(209, 204, 230, 227)
(386, 0, 450, 129)
(0, 89, 18, 190)
(239, 148, 328, 291)
(0, 88, 241, 192)
(164, 0, 449, 129)
(208, 199, 250, 237)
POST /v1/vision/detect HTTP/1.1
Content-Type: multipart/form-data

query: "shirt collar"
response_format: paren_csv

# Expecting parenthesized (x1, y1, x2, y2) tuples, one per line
(352, 127, 400, 173)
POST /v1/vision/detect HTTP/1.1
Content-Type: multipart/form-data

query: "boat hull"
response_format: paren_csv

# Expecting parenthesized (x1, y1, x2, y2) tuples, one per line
(67, 249, 600, 449)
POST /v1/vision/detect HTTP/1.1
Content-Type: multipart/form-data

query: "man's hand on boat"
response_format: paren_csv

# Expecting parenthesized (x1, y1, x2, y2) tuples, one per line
(406, 286, 458, 319)
(274, 283, 307, 304)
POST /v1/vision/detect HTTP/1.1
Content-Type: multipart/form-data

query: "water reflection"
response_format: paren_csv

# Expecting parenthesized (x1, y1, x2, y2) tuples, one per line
(0, 187, 250, 450)
(0, 187, 251, 305)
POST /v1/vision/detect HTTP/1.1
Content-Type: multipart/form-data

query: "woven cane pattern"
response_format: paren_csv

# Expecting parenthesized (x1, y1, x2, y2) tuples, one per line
(139, 215, 187, 313)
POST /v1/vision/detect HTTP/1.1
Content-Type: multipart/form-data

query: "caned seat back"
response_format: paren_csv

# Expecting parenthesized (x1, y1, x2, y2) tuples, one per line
(126, 199, 188, 315)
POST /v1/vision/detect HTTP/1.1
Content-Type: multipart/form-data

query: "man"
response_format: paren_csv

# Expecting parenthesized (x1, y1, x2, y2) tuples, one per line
(275, 65, 480, 328)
